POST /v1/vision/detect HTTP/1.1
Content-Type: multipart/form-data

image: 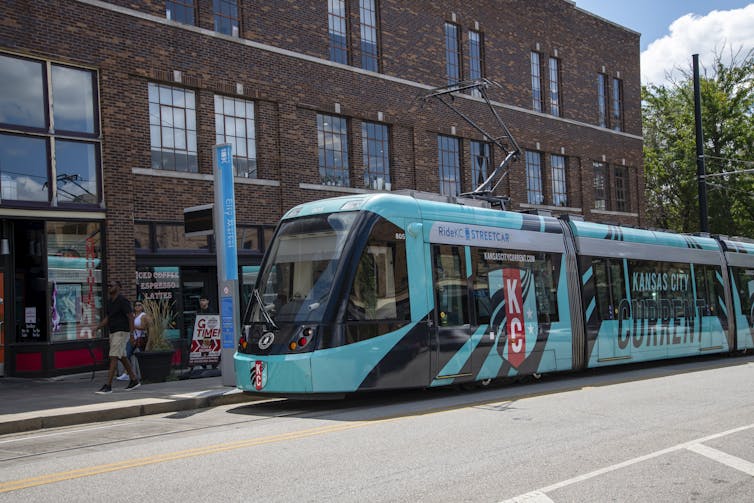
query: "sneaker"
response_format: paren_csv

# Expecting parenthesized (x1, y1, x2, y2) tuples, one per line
(125, 380, 141, 390)
(96, 384, 112, 394)
(115, 373, 129, 381)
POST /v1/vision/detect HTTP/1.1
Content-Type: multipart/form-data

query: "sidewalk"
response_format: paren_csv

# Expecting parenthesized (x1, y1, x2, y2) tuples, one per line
(0, 369, 257, 435)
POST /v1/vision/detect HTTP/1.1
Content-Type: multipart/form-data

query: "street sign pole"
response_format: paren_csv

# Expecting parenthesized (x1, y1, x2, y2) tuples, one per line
(213, 144, 240, 386)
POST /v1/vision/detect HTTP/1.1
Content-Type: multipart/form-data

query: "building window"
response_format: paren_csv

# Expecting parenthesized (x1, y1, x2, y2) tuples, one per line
(48, 221, 103, 342)
(362, 122, 390, 189)
(166, 0, 195, 25)
(593, 161, 608, 210)
(149, 83, 197, 172)
(531, 51, 543, 112)
(56, 141, 99, 204)
(0, 53, 101, 206)
(214, 95, 257, 178)
(612, 78, 623, 132)
(548, 57, 561, 117)
(525, 151, 543, 204)
(550, 154, 567, 206)
(438, 135, 461, 197)
(317, 114, 349, 187)
(214, 0, 239, 37)
(328, 0, 348, 64)
(470, 140, 490, 188)
(597, 73, 608, 128)
(359, 0, 379, 71)
(156, 223, 209, 250)
(444, 22, 461, 85)
(0, 134, 49, 202)
(468, 30, 483, 96)
(614, 165, 629, 212)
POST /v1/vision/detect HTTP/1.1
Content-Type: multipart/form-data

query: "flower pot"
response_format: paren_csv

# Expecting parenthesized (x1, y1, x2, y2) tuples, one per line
(134, 350, 173, 383)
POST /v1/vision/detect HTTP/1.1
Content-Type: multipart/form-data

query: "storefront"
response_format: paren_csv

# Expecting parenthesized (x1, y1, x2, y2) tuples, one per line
(134, 220, 270, 367)
(3, 218, 107, 377)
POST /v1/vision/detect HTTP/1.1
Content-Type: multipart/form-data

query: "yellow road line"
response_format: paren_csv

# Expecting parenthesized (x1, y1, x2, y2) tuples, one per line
(0, 417, 394, 493)
(0, 378, 630, 493)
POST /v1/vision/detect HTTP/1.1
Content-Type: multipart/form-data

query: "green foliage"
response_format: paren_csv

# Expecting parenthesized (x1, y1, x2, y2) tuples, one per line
(642, 48, 754, 236)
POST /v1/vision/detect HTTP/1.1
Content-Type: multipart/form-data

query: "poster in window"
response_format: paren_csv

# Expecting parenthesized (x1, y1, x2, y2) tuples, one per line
(56, 284, 81, 324)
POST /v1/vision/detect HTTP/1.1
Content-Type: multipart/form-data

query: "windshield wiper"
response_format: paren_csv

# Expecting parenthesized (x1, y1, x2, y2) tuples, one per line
(253, 288, 278, 329)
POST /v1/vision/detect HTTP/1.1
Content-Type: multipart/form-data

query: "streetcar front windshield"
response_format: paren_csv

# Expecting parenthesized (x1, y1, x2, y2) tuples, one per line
(252, 212, 358, 323)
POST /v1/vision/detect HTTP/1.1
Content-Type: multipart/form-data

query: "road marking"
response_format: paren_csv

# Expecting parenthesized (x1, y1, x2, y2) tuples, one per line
(500, 491, 554, 503)
(687, 443, 754, 476)
(500, 422, 754, 502)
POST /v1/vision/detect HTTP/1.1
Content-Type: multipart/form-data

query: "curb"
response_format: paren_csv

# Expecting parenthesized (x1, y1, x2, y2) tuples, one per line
(0, 389, 255, 436)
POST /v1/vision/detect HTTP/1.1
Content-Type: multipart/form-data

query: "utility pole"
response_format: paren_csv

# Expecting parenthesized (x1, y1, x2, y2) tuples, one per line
(693, 54, 709, 233)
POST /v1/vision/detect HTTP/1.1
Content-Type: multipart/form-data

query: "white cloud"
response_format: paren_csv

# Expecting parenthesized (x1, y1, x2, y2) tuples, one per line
(641, 4, 754, 86)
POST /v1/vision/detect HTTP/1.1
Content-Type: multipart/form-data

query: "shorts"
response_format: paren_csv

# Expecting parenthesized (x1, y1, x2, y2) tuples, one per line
(109, 331, 130, 358)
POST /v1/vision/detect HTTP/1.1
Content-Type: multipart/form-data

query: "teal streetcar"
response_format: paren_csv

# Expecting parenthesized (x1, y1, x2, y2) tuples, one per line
(234, 191, 754, 396)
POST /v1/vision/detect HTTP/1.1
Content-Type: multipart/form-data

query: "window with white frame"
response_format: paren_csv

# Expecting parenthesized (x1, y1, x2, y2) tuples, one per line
(317, 114, 350, 186)
(148, 83, 197, 172)
(362, 121, 390, 189)
(214, 95, 257, 178)
(525, 150, 543, 204)
(359, 0, 379, 71)
(438, 135, 461, 197)
(550, 154, 567, 206)
(0, 53, 101, 205)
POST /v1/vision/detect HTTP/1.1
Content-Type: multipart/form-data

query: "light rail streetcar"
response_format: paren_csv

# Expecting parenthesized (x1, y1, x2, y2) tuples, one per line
(235, 191, 754, 395)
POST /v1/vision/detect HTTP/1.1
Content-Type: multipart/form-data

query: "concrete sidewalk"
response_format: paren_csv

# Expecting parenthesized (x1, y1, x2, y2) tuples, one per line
(0, 370, 256, 435)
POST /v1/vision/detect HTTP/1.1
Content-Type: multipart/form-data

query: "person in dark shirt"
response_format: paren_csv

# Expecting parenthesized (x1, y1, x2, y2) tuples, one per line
(95, 281, 140, 394)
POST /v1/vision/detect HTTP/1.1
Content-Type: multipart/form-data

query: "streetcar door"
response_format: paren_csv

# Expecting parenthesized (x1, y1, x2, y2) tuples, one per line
(431, 244, 473, 383)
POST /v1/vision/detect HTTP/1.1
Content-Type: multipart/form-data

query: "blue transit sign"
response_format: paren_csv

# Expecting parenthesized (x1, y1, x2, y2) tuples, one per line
(221, 296, 235, 349)
(215, 144, 238, 280)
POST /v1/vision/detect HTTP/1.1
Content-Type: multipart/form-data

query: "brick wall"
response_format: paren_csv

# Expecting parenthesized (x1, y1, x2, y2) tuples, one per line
(1, 0, 644, 282)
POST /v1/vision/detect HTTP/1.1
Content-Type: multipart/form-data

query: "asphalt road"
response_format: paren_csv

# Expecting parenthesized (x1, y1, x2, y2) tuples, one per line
(1, 354, 753, 502)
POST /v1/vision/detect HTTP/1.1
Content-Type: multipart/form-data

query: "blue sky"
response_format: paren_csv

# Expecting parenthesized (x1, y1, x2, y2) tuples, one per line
(574, 1, 754, 84)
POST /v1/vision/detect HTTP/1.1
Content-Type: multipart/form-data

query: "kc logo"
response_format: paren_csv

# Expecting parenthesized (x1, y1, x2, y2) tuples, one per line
(253, 360, 265, 390)
(504, 268, 526, 368)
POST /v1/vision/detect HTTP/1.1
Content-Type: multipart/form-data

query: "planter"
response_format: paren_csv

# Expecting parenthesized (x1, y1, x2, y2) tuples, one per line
(134, 350, 173, 383)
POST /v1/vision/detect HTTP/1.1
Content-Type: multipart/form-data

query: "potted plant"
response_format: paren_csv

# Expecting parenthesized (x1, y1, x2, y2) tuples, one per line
(134, 298, 176, 382)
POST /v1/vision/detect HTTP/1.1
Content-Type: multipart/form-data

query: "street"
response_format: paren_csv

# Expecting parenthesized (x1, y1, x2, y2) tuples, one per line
(1, 355, 754, 502)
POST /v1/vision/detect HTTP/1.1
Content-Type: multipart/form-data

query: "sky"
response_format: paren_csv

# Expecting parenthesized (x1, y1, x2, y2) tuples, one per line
(574, 1, 754, 86)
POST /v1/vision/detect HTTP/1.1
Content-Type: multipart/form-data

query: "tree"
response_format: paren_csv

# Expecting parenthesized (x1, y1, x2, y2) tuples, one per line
(642, 48, 754, 236)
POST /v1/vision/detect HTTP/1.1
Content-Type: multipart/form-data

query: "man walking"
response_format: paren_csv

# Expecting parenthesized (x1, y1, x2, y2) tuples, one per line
(96, 281, 140, 394)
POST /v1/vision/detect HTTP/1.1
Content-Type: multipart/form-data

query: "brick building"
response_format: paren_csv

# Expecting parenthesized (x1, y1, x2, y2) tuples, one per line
(0, 0, 642, 376)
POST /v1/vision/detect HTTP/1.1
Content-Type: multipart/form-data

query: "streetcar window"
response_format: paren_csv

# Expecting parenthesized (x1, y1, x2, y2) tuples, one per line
(731, 267, 754, 326)
(253, 212, 358, 323)
(593, 259, 612, 319)
(347, 218, 410, 321)
(472, 248, 559, 325)
(591, 258, 625, 320)
(694, 265, 723, 317)
(433, 245, 468, 326)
